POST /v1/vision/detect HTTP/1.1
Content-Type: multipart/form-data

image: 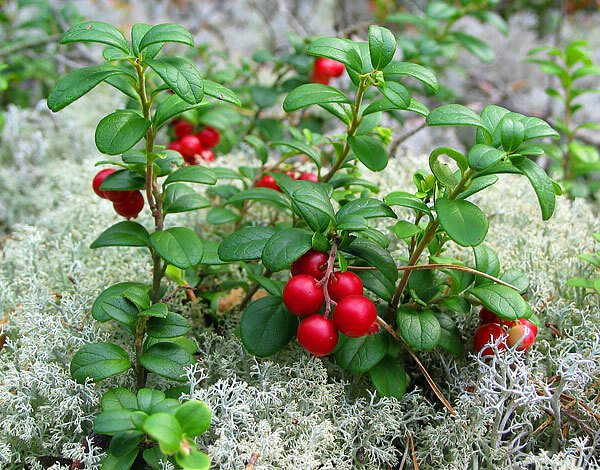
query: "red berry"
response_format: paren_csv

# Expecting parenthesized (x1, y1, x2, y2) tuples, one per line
(297, 315, 338, 356)
(310, 69, 330, 85)
(333, 295, 377, 338)
(113, 191, 144, 219)
(168, 141, 183, 153)
(291, 250, 328, 279)
(173, 120, 194, 140)
(327, 271, 363, 302)
(297, 172, 318, 182)
(198, 148, 215, 162)
(367, 321, 380, 335)
(314, 57, 345, 78)
(507, 322, 537, 351)
(282, 275, 324, 316)
(473, 323, 507, 356)
(479, 307, 502, 324)
(197, 126, 220, 148)
(93, 169, 116, 199)
(105, 190, 135, 203)
(254, 175, 281, 192)
(286, 170, 296, 179)
(179, 135, 203, 157)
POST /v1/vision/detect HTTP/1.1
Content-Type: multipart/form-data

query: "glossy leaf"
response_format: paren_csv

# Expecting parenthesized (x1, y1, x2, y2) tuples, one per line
(90, 221, 150, 248)
(307, 37, 362, 72)
(283, 84, 351, 112)
(261, 228, 312, 272)
(60, 21, 129, 52)
(368, 355, 408, 399)
(435, 198, 488, 247)
(218, 226, 277, 261)
(396, 308, 441, 351)
(334, 331, 389, 373)
(368, 25, 396, 70)
(146, 58, 204, 104)
(71, 343, 131, 383)
(348, 135, 388, 171)
(95, 110, 150, 155)
(140, 342, 193, 382)
(138, 23, 193, 51)
(468, 284, 528, 320)
(150, 227, 203, 269)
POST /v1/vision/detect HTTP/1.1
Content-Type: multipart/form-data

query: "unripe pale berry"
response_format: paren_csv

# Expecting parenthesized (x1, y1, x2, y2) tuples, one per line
(113, 191, 144, 219)
(327, 271, 363, 302)
(197, 126, 220, 148)
(333, 295, 377, 338)
(282, 275, 324, 316)
(93, 169, 116, 199)
(291, 250, 328, 279)
(507, 322, 536, 351)
(297, 314, 338, 356)
(173, 120, 194, 140)
(473, 323, 507, 356)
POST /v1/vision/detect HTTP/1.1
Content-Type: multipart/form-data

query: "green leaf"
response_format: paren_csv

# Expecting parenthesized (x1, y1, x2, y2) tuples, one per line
(426, 1, 458, 19)
(306, 37, 362, 72)
(104, 74, 139, 101)
(218, 226, 277, 262)
(153, 94, 209, 129)
(283, 84, 351, 112)
(453, 32, 493, 63)
(334, 331, 389, 373)
(147, 58, 204, 105)
(132, 23, 163, 60)
(140, 342, 193, 382)
(468, 284, 528, 320)
(513, 158, 556, 221)
(368, 355, 408, 399)
(435, 198, 488, 247)
(377, 81, 411, 109)
(176, 449, 211, 470)
(139, 303, 169, 318)
(100, 169, 145, 190)
(101, 296, 138, 325)
(392, 220, 421, 239)
(207, 207, 240, 225)
(240, 296, 298, 357)
(261, 228, 312, 272)
(337, 198, 396, 221)
(458, 175, 499, 200)
(60, 21, 129, 52)
(48, 65, 126, 112)
(244, 135, 269, 164)
(384, 191, 432, 216)
(164, 165, 217, 185)
(473, 245, 500, 286)
(71, 343, 131, 383)
(109, 431, 145, 459)
(368, 25, 396, 70)
(500, 269, 529, 294)
(272, 140, 322, 169)
(277, 178, 335, 232)
(435, 312, 464, 356)
(203, 79, 241, 106)
(383, 61, 439, 93)
(348, 135, 388, 172)
(175, 400, 211, 437)
(94, 409, 138, 435)
(90, 221, 150, 248)
(147, 312, 190, 338)
(427, 104, 485, 130)
(95, 110, 150, 155)
(467, 144, 505, 170)
(396, 308, 441, 351)
(150, 227, 203, 269)
(101, 388, 138, 411)
(92, 282, 147, 322)
(163, 184, 210, 214)
(226, 188, 290, 210)
(142, 412, 183, 454)
(357, 269, 395, 301)
(138, 23, 193, 51)
(500, 118, 525, 152)
(428, 147, 467, 188)
(343, 237, 398, 283)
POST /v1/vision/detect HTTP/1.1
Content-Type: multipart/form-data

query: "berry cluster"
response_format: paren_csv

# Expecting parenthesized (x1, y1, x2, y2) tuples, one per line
(255, 171, 318, 192)
(310, 57, 345, 84)
(282, 250, 379, 356)
(93, 169, 144, 219)
(167, 120, 220, 165)
(473, 307, 539, 356)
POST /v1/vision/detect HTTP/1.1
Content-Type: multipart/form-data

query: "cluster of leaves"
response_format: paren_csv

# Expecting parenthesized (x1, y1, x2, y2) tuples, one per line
(47, 21, 244, 469)
(568, 232, 600, 295)
(528, 41, 600, 198)
(386, 0, 507, 98)
(216, 26, 559, 400)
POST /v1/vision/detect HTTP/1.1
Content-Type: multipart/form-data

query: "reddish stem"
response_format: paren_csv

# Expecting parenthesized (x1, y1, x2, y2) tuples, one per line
(317, 240, 338, 318)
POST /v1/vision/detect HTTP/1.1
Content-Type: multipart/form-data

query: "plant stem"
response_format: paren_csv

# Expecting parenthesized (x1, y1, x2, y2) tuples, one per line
(317, 240, 338, 317)
(387, 169, 474, 316)
(321, 77, 369, 183)
(562, 63, 573, 180)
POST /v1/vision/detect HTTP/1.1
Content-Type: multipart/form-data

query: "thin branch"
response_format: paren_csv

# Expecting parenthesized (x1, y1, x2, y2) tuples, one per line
(0, 34, 62, 58)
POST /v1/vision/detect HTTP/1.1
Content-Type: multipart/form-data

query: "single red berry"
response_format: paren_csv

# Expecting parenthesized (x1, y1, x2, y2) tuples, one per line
(179, 135, 203, 157)
(507, 322, 537, 351)
(168, 141, 183, 153)
(310, 69, 330, 85)
(254, 175, 281, 192)
(105, 190, 135, 203)
(367, 321, 380, 335)
(282, 275, 324, 316)
(197, 126, 220, 148)
(198, 148, 215, 162)
(333, 295, 377, 338)
(286, 170, 296, 179)
(327, 271, 363, 302)
(473, 323, 507, 356)
(297, 314, 338, 356)
(173, 120, 194, 140)
(113, 191, 144, 219)
(291, 250, 328, 279)
(314, 57, 345, 78)
(479, 307, 502, 325)
(92, 169, 116, 199)
(517, 318, 538, 336)
(297, 172, 318, 182)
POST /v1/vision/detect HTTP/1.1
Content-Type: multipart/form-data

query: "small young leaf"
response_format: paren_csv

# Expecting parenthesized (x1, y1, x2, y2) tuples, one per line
(150, 227, 203, 269)
(396, 308, 441, 351)
(92, 282, 147, 322)
(500, 118, 525, 152)
(71, 343, 131, 383)
(132, 23, 163, 59)
(368, 25, 396, 70)
(283, 84, 351, 112)
(435, 198, 488, 247)
(95, 110, 151, 155)
(90, 221, 150, 248)
(139, 303, 169, 318)
(240, 296, 298, 357)
(261, 228, 312, 272)
(176, 449, 211, 470)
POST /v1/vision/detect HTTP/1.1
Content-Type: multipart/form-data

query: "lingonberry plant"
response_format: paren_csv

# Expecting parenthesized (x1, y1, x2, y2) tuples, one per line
(568, 232, 600, 295)
(217, 25, 559, 405)
(528, 41, 600, 197)
(47, 21, 241, 469)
